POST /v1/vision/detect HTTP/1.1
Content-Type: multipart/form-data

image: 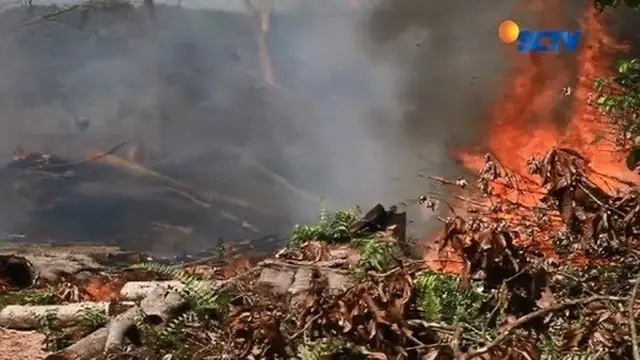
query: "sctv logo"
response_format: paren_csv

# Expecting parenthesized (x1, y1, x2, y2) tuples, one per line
(498, 20, 581, 54)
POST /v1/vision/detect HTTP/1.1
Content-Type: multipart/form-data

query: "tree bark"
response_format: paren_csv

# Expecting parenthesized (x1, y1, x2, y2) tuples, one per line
(44, 327, 108, 360)
(119, 280, 218, 300)
(0, 302, 121, 330)
(45, 287, 188, 360)
(105, 287, 187, 352)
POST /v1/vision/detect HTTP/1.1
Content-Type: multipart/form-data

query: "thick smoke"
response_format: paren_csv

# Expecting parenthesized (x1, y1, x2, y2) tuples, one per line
(357, 0, 520, 234)
(0, 0, 517, 249)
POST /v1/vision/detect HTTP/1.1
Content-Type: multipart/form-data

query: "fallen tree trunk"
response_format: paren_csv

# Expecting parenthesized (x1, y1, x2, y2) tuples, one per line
(0, 252, 107, 286)
(119, 280, 219, 300)
(45, 287, 188, 360)
(45, 326, 108, 360)
(256, 259, 353, 298)
(0, 302, 131, 330)
(105, 287, 186, 351)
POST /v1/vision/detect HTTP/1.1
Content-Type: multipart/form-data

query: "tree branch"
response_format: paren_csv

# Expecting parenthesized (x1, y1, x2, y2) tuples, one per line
(463, 295, 628, 359)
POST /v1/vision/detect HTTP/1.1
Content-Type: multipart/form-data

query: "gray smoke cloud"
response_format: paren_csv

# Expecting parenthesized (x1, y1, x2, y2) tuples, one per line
(0, 0, 517, 249)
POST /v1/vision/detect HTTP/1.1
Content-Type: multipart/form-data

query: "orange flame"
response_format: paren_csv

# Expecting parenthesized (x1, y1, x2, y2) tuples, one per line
(458, 3, 639, 196)
(426, 2, 639, 270)
(82, 277, 123, 301)
(564, 8, 634, 185)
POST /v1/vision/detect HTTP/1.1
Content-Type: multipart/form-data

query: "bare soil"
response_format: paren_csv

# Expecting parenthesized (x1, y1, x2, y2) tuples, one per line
(0, 328, 47, 360)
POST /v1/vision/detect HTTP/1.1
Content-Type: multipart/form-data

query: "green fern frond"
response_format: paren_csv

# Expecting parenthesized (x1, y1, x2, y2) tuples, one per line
(414, 272, 488, 329)
(77, 307, 108, 328)
(354, 236, 396, 272)
(289, 204, 361, 247)
(131, 262, 227, 315)
(160, 311, 191, 338)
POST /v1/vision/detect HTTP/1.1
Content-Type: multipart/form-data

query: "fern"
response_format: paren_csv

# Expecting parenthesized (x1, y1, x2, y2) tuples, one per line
(354, 236, 396, 272)
(414, 272, 442, 321)
(414, 272, 488, 329)
(132, 262, 228, 315)
(154, 312, 192, 348)
(36, 310, 69, 352)
(77, 307, 108, 328)
(289, 204, 361, 247)
(21, 290, 55, 305)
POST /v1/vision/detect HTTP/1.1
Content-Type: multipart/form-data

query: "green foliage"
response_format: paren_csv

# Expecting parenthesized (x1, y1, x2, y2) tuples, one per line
(142, 312, 190, 353)
(288, 204, 361, 247)
(551, 263, 640, 298)
(354, 236, 396, 272)
(35, 307, 107, 352)
(289, 204, 402, 273)
(414, 272, 488, 329)
(21, 290, 55, 305)
(0, 289, 55, 310)
(131, 262, 230, 357)
(593, 58, 640, 170)
(593, 60, 640, 113)
(593, 0, 640, 11)
(37, 310, 69, 352)
(77, 306, 108, 328)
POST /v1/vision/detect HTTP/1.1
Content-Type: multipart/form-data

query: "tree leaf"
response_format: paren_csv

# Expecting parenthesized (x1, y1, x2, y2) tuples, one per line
(619, 60, 631, 73)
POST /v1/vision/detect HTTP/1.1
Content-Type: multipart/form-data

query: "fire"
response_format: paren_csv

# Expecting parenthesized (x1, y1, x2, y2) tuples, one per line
(82, 277, 123, 301)
(427, 2, 639, 270)
(564, 8, 634, 186)
(458, 3, 639, 198)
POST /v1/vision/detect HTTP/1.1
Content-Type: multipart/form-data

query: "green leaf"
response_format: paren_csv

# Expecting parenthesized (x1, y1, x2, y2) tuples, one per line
(619, 60, 631, 73)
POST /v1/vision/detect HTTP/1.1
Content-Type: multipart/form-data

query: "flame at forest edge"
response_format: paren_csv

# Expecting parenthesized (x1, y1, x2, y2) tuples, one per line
(425, 3, 640, 271)
(458, 5, 639, 202)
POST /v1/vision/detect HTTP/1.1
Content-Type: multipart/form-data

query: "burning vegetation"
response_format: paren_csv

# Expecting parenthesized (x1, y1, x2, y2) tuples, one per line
(1, 1, 640, 360)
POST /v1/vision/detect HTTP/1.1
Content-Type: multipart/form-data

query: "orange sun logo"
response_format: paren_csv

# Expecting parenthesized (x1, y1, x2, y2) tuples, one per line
(498, 20, 520, 44)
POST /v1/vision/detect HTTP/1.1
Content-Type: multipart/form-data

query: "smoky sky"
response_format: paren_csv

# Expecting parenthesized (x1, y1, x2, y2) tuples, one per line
(0, 0, 636, 251)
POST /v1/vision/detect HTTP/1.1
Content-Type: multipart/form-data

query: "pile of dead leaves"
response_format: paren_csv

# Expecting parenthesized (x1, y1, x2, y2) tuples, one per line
(418, 146, 640, 359)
